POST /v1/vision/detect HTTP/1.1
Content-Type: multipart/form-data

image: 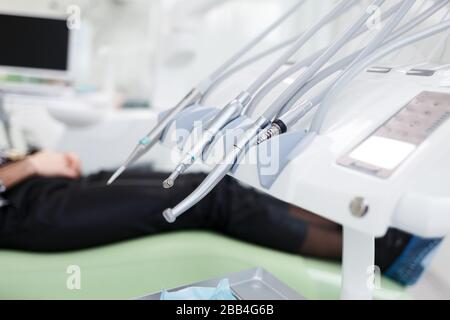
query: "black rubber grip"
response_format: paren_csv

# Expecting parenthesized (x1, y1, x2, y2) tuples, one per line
(273, 119, 287, 134)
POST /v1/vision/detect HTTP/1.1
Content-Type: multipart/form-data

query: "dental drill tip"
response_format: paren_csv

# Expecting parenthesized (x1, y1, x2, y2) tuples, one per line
(107, 166, 126, 185)
(163, 178, 174, 189)
(162, 208, 176, 223)
(162, 165, 185, 189)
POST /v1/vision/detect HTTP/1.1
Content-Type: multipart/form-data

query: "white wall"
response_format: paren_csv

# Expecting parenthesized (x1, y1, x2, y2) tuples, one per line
(0, 0, 161, 103)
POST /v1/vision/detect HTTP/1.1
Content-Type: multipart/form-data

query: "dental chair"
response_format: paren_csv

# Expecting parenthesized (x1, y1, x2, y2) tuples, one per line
(0, 232, 409, 300)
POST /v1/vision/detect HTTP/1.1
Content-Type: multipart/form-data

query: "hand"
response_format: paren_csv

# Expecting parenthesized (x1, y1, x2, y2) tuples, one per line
(27, 151, 82, 179)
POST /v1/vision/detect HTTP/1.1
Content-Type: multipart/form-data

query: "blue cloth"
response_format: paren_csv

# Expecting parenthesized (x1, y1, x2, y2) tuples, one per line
(160, 279, 237, 300)
(385, 236, 443, 286)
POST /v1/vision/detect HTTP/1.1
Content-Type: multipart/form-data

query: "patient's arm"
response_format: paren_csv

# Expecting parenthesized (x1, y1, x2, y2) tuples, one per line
(0, 150, 82, 189)
(0, 159, 36, 188)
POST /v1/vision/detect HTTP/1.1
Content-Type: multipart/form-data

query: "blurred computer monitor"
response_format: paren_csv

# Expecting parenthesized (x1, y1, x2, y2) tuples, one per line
(0, 12, 74, 94)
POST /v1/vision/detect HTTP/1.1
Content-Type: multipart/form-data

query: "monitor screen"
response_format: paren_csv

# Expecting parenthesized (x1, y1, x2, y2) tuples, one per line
(0, 14, 69, 71)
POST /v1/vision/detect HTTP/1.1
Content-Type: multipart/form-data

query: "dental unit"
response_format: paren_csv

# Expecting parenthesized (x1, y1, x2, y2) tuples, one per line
(161, 2, 450, 227)
(116, 0, 450, 300)
(161, 0, 398, 222)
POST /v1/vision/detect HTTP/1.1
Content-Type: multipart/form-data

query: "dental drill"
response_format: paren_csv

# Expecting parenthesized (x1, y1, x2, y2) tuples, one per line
(107, 0, 308, 185)
(163, 0, 359, 189)
(162, 0, 390, 222)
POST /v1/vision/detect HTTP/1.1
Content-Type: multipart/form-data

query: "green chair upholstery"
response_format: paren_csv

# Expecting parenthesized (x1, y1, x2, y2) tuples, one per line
(0, 232, 410, 300)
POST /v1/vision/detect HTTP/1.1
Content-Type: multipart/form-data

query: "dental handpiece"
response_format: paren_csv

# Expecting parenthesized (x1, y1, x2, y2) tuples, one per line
(257, 95, 322, 145)
(107, 0, 308, 186)
(163, 91, 252, 189)
(107, 88, 203, 185)
(163, 117, 269, 223)
(163, 0, 357, 189)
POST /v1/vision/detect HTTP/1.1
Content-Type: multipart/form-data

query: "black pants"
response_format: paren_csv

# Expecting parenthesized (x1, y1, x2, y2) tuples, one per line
(0, 170, 307, 253)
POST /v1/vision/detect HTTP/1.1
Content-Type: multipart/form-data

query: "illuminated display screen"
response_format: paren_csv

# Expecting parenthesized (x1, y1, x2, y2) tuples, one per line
(349, 136, 416, 170)
(339, 91, 450, 178)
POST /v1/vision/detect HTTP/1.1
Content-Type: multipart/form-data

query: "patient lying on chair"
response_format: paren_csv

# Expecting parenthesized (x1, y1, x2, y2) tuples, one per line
(0, 149, 442, 286)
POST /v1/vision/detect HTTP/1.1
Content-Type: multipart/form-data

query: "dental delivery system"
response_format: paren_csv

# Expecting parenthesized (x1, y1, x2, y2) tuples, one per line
(163, 1, 450, 221)
(110, 0, 450, 223)
(162, 0, 424, 222)
(164, 1, 450, 224)
(111, 0, 450, 220)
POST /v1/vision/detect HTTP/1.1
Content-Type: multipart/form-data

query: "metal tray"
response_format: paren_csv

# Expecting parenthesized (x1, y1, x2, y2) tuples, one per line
(138, 267, 305, 300)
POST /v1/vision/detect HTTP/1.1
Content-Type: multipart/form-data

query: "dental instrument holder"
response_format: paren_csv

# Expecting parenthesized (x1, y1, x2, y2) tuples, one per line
(256, 130, 311, 189)
(204, 119, 312, 185)
(158, 105, 220, 149)
(202, 116, 253, 168)
(201, 115, 315, 189)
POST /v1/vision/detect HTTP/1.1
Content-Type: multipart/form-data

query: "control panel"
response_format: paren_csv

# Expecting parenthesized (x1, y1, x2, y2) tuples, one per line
(338, 91, 450, 178)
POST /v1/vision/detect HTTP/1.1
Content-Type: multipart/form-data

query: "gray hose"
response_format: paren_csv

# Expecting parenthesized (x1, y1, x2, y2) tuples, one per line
(208, 0, 308, 82)
(343, 0, 416, 74)
(201, 31, 304, 103)
(280, 0, 447, 131)
(310, 18, 450, 134)
(245, 0, 406, 117)
(276, 0, 448, 118)
(245, 0, 358, 96)
(279, 89, 328, 127)
(262, 0, 386, 120)
(203, 0, 370, 104)
(280, 52, 361, 115)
